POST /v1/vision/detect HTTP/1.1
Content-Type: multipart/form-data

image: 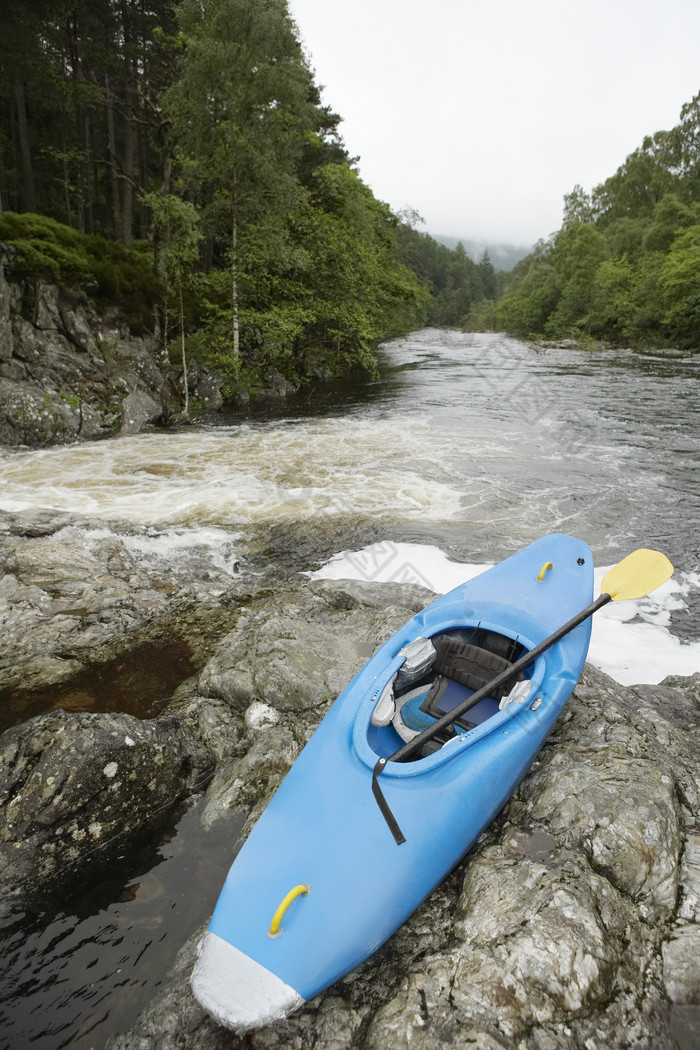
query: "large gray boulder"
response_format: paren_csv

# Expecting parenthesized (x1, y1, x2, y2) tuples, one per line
(1, 534, 698, 1049)
(0, 709, 212, 903)
(120, 387, 162, 434)
(196, 578, 430, 715)
(0, 508, 243, 700)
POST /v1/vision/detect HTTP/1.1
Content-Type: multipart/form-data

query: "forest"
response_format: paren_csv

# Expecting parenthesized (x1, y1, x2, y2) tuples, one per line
(0, 0, 494, 399)
(6, 0, 691, 382)
(470, 94, 700, 348)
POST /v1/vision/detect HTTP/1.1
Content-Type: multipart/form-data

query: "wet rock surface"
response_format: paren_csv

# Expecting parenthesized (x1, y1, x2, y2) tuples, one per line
(0, 507, 244, 705)
(0, 247, 307, 446)
(1, 524, 699, 1048)
(0, 710, 212, 905)
(0, 250, 181, 444)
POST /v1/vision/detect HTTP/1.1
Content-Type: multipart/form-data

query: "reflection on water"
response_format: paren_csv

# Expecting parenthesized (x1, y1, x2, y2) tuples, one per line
(0, 798, 245, 1050)
(0, 639, 195, 735)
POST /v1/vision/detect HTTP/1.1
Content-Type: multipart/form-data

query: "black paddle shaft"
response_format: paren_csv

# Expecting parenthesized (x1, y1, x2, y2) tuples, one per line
(372, 591, 612, 844)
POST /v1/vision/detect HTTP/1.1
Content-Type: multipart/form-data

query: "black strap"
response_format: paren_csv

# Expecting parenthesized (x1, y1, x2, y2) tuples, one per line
(372, 758, 405, 845)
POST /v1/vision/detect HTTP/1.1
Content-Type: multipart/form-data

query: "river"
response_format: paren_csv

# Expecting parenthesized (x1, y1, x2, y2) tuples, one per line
(1, 329, 699, 1047)
(1, 328, 699, 679)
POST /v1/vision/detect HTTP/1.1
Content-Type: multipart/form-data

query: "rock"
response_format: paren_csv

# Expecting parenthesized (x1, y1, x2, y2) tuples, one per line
(663, 927, 700, 1004)
(262, 368, 296, 398)
(196, 579, 433, 715)
(0, 509, 244, 700)
(0, 247, 181, 445)
(109, 644, 700, 1050)
(0, 249, 14, 363)
(59, 301, 99, 354)
(0, 376, 81, 445)
(0, 709, 213, 903)
(121, 388, 162, 434)
(1, 538, 698, 1048)
(187, 361, 224, 412)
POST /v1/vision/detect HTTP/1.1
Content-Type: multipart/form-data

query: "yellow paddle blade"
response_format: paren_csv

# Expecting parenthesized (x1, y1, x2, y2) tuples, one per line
(601, 548, 674, 601)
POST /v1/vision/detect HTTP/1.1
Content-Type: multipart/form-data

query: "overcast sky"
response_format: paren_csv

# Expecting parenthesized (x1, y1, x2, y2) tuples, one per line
(288, 0, 700, 247)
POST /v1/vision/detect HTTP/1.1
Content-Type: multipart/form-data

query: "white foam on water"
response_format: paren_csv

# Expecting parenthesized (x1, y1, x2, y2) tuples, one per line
(47, 522, 242, 582)
(311, 541, 484, 593)
(118, 525, 242, 578)
(311, 542, 700, 686)
(0, 421, 466, 526)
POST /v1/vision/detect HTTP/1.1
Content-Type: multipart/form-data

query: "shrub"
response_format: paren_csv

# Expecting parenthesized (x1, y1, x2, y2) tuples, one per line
(0, 213, 161, 331)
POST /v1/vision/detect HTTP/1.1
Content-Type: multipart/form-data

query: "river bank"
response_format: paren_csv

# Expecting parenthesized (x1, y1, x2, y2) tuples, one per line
(0, 506, 699, 1048)
(0, 245, 305, 449)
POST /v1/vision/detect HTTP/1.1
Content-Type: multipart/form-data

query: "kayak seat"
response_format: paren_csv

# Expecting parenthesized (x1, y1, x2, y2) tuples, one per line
(423, 638, 524, 723)
(431, 637, 522, 697)
(392, 637, 524, 748)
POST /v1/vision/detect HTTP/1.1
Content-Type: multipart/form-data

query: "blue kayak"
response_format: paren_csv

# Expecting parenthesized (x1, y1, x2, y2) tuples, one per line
(191, 533, 594, 1031)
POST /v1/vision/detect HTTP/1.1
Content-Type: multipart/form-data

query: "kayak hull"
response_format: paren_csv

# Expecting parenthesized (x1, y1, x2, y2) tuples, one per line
(192, 534, 594, 1030)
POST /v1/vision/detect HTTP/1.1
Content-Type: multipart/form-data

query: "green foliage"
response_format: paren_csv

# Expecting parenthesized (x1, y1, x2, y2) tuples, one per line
(494, 91, 700, 347)
(183, 161, 427, 387)
(642, 193, 700, 253)
(495, 257, 559, 336)
(544, 223, 609, 335)
(156, 0, 429, 391)
(395, 225, 486, 327)
(0, 212, 161, 328)
(1, 0, 437, 394)
(587, 258, 639, 342)
(292, 165, 427, 367)
(659, 224, 700, 345)
(1, 0, 179, 238)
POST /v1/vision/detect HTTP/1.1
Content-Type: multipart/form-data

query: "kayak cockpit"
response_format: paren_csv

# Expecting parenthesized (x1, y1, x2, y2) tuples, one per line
(365, 626, 534, 761)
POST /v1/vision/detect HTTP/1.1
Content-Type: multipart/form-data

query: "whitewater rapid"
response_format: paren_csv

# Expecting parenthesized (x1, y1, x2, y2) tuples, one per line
(2, 329, 698, 687)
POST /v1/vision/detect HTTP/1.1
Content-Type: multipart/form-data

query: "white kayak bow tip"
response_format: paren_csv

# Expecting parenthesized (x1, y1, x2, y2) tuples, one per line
(191, 931, 305, 1033)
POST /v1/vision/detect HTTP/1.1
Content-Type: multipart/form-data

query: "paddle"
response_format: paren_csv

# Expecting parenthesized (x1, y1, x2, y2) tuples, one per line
(372, 548, 674, 844)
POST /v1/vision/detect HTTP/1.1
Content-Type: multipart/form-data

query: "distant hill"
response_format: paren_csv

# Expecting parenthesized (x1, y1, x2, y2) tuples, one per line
(432, 235, 532, 272)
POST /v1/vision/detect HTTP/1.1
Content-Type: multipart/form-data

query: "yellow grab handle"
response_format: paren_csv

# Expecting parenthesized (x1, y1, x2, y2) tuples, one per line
(268, 884, 310, 937)
(536, 561, 553, 581)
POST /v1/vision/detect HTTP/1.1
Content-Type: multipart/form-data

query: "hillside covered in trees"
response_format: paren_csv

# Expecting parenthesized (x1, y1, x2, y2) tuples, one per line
(472, 94, 700, 348)
(0, 0, 496, 401)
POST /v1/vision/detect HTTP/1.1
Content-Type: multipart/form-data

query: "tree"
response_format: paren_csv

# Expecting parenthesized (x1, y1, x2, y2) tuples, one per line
(587, 257, 639, 343)
(642, 192, 699, 253)
(562, 184, 594, 226)
(495, 253, 559, 336)
(478, 250, 497, 299)
(593, 131, 680, 228)
(281, 163, 425, 372)
(659, 224, 700, 345)
(545, 222, 609, 335)
(144, 189, 201, 412)
(0, 1, 177, 240)
(165, 0, 319, 366)
(674, 91, 700, 200)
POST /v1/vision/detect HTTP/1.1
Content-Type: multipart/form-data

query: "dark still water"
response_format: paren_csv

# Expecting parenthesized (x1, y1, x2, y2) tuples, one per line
(0, 799, 245, 1050)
